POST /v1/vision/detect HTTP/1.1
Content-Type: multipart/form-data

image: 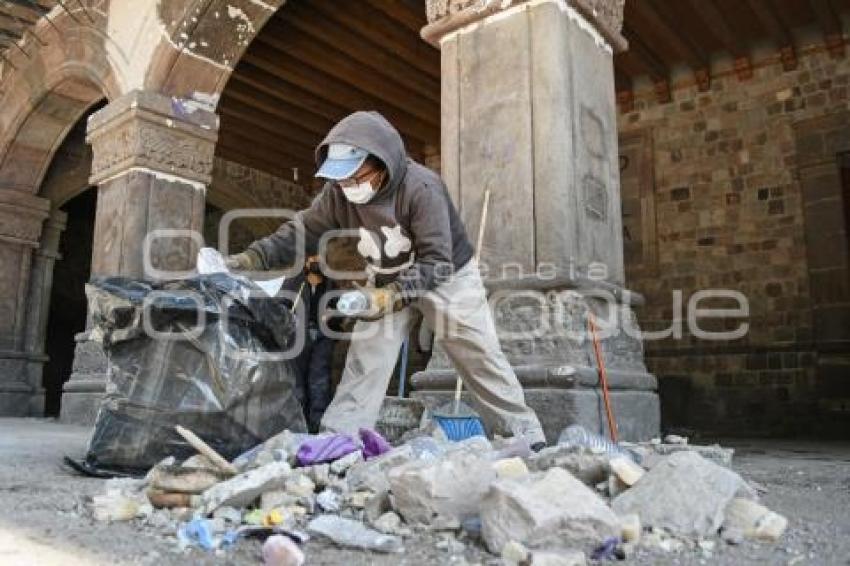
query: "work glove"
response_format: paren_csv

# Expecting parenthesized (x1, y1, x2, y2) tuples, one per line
(225, 249, 264, 271)
(338, 282, 403, 321)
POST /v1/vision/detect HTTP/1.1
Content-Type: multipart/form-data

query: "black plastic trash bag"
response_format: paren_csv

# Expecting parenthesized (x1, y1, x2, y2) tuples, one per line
(82, 273, 307, 475)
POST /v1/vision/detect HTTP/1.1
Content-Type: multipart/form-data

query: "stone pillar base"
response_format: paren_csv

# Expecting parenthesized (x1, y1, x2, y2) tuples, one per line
(0, 380, 34, 417)
(59, 332, 106, 426)
(411, 364, 660, 443)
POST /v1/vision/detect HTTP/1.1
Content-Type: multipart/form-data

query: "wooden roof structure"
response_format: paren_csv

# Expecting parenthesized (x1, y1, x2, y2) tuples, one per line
(616, 0, 850, 107)
(2, 1, 849, 179)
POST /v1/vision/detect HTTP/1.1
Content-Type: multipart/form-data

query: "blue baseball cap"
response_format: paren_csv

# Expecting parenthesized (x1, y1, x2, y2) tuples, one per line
(316, 143, 369, 180)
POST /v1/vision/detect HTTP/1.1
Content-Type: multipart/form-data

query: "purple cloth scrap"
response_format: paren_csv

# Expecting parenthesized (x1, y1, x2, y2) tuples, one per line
(359, 428, 392, 459)
(295, 434, 357, 466)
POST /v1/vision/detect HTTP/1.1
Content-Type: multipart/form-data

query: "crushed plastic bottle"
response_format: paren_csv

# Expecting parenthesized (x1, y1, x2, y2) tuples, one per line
(337, 290, 370, 317)
(307, 515, 403, 553)
(407, 436, 447, 461)
(557, 424, 638, 463)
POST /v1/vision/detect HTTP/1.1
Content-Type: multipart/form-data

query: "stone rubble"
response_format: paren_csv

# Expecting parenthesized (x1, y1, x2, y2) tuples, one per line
(84, 426, 791, 563)
(612, 450, 756, 537)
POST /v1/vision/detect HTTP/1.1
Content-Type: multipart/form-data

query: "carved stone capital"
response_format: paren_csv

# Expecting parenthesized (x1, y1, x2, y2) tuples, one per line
(0, 190, 50, 247)
(423, 0, 627, 52)
(87, 90, 219, 186)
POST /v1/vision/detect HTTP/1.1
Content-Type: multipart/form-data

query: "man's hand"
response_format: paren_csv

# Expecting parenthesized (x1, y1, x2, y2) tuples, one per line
(225, 249, 263, 271)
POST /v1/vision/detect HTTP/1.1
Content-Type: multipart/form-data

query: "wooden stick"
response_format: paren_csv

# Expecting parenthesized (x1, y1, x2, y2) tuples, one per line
(454, 189, 492, 408)
(174, 425, 238, 476)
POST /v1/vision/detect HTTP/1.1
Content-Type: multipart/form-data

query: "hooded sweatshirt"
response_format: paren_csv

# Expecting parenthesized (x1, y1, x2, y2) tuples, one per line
(248, 111, 474, 303)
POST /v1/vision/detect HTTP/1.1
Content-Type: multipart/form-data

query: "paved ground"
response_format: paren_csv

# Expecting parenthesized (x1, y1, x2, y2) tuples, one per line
(0, 418, 847, 565)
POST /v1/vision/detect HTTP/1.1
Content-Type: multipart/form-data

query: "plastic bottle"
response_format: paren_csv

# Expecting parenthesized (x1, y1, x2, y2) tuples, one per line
(557, 424, 637, 462)
(337, 290, 370, 317)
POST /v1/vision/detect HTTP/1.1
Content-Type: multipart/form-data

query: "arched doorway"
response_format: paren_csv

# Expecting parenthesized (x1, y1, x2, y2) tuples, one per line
(33, 105, 103, 417)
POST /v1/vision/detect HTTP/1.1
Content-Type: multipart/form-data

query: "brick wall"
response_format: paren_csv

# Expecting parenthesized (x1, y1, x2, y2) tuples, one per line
(618, 44, 850, 437)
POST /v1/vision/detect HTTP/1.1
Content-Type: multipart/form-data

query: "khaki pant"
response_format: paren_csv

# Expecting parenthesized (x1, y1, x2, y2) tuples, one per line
(320, 260, 545, 445)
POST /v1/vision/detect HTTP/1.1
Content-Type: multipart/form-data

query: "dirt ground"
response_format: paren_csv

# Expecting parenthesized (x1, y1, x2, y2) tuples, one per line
(0, 418, 847, 565)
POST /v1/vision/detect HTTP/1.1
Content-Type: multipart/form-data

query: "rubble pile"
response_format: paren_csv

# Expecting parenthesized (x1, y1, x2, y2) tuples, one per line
(84, 426, 789, 564)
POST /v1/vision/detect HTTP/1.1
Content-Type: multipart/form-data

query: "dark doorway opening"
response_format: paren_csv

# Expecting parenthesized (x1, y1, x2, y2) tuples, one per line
(43, 189, 96, 416)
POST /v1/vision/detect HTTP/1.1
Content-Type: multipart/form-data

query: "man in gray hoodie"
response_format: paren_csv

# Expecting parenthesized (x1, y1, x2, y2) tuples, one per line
(228, 111, 546, 447)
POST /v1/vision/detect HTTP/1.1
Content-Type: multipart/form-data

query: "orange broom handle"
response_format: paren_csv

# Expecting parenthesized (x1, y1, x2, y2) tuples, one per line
(588, 311, 619, 443)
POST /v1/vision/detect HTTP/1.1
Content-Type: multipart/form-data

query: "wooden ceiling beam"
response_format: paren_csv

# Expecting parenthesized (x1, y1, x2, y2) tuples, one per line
(218, 116, 315, 165)
(218, 101, 320, 154)
(360, 0, 424, 33)
(688, 0, 746, 56)
(809, 0, 845, 57)
(241, 44, 440, 143)
(688, 0, 753, 79)
(217, 131, 315, 178)
(220, 88, 331, 143)
(640, 0, 712, 90)
(307, 0, 440, 79)
(255, 21, 439, 126)
(281, 2, 440, 104)
(228, 65, 346, 126)
(622, 25, 671, 102)
(747, 0, 798, 70)
(223, 76, 427, 157)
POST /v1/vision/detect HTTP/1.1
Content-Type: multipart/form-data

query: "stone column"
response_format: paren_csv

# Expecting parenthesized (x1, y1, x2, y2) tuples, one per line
(60, 90, 218, 425)
(22, 210, 68, 416)
(412, 0, 660, 441)
(0, 190, 50, 415)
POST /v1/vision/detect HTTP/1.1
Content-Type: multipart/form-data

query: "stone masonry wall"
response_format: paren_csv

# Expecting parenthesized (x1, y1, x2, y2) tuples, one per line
(617, 44, 850, 437)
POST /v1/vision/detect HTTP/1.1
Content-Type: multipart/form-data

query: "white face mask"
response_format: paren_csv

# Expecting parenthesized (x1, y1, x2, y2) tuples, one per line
(341, 180, 376, 204)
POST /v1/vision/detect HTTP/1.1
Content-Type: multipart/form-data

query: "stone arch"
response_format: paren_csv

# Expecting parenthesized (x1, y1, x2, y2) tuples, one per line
(147, 0, 286, 105)
(0, 3, 119, 195)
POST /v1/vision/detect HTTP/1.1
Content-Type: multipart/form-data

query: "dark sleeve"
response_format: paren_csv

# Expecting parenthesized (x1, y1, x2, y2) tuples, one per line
(247, 184, 338, 270)
(395, 181, 454, 302)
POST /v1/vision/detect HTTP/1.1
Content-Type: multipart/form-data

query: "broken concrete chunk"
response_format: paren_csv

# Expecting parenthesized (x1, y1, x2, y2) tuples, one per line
(611, 451, 755, 537)
(347, 445, 414, 493)
(649, 443, 734, 467)
(308, 515, 403, 553)
(608, 456, 644, 486)
(388, 448, 496, 527)
(285, 474, 315, 498)
(330, 450, 363, 475)
(529, 446, 611, 485)
(261, 489, 298, 511)
(480, 467, 620, 553)
(722, 497, 788, 542)
(181, 454, 218, 470)
(530, 549, 587, 566)
(493, 457, 530, 479)
(199, 461, 291, 514)
(373, 511, 409, 536)
(620, 513, 641, 542)
(365, 490, 391, 523)
(663, 434, 688, 445)
(501, 540, 530, 563)
(149, 465, 226, 494)
(90, 493, 141, 522)
(346, 490, 372, 509)
(306, 464, 331, 488)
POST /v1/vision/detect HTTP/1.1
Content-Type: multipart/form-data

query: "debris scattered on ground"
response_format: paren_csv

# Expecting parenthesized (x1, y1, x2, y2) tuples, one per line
(81, 424, 790, 563)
